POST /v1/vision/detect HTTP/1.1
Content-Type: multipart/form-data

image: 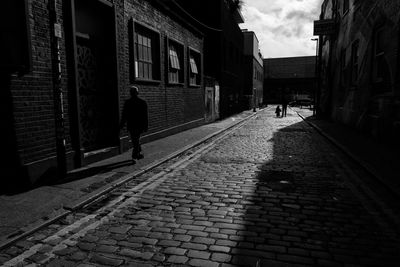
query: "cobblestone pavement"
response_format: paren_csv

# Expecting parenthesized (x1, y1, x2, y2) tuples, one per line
(1, 107, 400, 266)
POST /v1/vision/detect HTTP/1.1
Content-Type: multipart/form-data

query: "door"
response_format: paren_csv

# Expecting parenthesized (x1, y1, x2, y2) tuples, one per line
(73, 0, 118, 154)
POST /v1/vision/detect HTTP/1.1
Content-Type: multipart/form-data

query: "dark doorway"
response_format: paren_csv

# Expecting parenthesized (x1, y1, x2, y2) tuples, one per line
(74, 0, 118, 153)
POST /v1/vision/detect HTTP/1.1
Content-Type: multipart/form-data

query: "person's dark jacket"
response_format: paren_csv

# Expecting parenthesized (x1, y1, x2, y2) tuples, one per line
(120, 96, 148, 134)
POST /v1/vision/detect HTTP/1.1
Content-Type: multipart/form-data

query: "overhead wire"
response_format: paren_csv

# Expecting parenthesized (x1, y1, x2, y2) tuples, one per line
(170, 0, 223, 32)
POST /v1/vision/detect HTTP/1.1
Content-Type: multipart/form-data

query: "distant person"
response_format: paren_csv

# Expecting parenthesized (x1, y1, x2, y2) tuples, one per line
(120, 85, 148, 163)
(282, 98, 288, 117)
(275, 105, 281, 117)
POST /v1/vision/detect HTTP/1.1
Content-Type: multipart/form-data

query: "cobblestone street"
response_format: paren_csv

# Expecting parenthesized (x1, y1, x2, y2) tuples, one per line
(1, 107, 400, 267)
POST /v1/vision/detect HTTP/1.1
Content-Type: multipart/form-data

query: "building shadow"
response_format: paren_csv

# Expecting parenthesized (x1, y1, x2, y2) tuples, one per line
(0, 73, 32, 195)
(225, 117, 400, 266)
(40, 159, 134, 186)
(1, 159, 133, 196)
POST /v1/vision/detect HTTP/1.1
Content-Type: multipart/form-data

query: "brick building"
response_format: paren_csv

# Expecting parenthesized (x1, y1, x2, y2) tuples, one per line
(174, 0, 246, 118)
(317, 0, 400, 142)
(0, 0, 204, 190)
(263, 56, 316, 104)
(242, 30, 264, 109)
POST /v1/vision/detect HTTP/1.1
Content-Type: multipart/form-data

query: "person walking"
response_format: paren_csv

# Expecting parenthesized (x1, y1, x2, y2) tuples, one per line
(281, 98, 288, 117)
(120, 85, 148, 163)
(275, 105, 281, 117)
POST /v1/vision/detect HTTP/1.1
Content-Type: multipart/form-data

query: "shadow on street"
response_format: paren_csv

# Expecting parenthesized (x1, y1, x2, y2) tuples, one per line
(230, 117, 399, 266)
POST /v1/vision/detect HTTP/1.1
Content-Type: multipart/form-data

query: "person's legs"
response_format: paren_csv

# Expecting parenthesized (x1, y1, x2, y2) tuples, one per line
(130, 131, 142, 160)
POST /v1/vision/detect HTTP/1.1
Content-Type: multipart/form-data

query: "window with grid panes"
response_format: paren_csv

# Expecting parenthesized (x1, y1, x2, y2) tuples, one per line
(133, 23, 160, 81)
(189, 49, 200, 86)
(168, 41, 183, 84)
(135, 32, 152, 79)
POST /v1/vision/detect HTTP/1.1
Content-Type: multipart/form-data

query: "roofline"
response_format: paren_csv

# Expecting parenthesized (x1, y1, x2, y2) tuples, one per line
(242, 30, 259, 43)
(263, 55, 316, 61)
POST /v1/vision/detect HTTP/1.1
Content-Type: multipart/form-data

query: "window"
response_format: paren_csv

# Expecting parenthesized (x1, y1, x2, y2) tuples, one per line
(167, 39, 184, 84)
(340, 48, 347, 87)
(343, 0, 349, 15)
(188, 48, 201, 86)
(350, 40, 359, 85)
(133, 23, 160, 81)
(373, 28, 385, 83)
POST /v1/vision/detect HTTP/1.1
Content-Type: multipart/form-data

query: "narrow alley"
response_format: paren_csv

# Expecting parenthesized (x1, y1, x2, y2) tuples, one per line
(1, 107, 399, 266)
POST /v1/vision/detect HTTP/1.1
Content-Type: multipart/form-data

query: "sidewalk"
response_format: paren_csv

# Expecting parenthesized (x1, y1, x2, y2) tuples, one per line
(295, 107, 400, 198)
(0, 110, 257, 246)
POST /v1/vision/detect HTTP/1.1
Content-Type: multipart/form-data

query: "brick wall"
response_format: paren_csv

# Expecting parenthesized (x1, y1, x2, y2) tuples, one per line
(4, 0, 204, 184)
(9, 0, 72, 165)
(121, 0, 204, 136)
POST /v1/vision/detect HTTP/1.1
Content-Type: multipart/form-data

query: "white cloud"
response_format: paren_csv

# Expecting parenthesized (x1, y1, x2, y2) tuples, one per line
(240, 0, 323, 58)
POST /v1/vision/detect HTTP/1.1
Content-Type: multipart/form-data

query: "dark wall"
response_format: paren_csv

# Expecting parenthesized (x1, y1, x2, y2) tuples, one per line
(264, 78, 315, 104)
(122, 0, 204, 133)
(173, 0, 245, 117)
(2, 0, 204, 186)
(319, 0, 400, 140)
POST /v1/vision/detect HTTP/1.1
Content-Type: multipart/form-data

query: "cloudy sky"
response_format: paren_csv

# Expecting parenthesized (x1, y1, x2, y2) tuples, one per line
(240, 0, 323, 58)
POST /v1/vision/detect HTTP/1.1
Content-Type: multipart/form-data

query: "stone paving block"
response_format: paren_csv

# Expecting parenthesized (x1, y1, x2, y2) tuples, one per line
(68, 251, 88, 261)
(187, 250, 211, 259)
(209, 245, 231, 253)
(28, 252, 48, 263)
(211, 253, 231, 263)
(54, 246, 77, 256)
(181, 242, 208, 251)
(98, 239, 118, 245)
(216, 239, 237, 247)
(188, 258, 219, 267)
(152, 253, 166, 262)
(77, 242, 96, 251)
(76, 263, 97, 267)
(256, 244, 286, 253)
(164, 247, 187, 256)
(167, 255, 188, 264)
(47, 259, 76, 267)
(95, 245, 118, 254)
(173, 234, 192, 242)
(231, 255, 260, 266)
(277, 254, 314, 265)
(192, 237, 216, 245)
(187, 230, 209, 237)
(82, 235, 99, 243)
(119, 248, 141, 258)
(118, 241, 142, 249)
(91, 253, 124, 266)
(157, 239, 181, 247)
(130, 237, 158, 245)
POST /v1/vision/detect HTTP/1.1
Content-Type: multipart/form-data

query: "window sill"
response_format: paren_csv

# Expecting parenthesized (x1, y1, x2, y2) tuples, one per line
(134, 78, 161, 84)
(189, 84, 201, 88)
(168, 82, 185, 86)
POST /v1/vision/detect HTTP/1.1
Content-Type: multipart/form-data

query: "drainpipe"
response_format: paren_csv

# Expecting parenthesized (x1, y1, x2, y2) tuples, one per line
(49, 0, 67, 177)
